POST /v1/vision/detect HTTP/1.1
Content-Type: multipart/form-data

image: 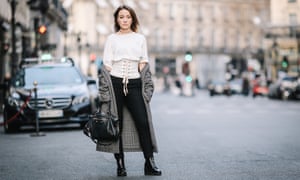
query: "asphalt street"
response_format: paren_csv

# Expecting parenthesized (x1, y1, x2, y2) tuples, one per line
(0, 90, 300, 180)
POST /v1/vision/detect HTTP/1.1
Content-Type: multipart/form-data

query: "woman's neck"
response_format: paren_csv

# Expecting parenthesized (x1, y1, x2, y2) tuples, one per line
(118, 29, 133, 34)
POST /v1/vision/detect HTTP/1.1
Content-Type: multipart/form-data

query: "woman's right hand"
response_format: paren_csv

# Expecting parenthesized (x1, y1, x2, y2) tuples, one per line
(104, 65, 112, 72)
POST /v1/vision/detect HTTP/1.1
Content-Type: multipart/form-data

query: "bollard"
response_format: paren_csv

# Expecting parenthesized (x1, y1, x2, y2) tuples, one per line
(30, 81, 45, 137)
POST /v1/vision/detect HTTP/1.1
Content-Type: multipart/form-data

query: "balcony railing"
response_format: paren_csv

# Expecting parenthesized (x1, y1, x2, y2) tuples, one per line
(48, 0, 68, 30)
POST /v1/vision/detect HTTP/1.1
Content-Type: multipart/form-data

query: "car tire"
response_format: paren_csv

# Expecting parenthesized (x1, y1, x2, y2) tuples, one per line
(3, 109, 20, 133)
(281, 91, 289, 100)
(80, 122, 87, 128)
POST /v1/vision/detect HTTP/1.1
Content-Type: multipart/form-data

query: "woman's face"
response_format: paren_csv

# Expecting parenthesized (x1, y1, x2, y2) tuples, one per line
(117, 9, 132, 31)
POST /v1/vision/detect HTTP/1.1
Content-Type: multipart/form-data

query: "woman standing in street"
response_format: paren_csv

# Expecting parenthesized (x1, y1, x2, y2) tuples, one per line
(96, 5, 162, 177)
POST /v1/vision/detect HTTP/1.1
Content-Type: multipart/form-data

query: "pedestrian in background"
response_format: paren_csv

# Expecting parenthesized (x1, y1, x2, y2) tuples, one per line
(242, 76, 250, 96)
(96, 5, 162, 177)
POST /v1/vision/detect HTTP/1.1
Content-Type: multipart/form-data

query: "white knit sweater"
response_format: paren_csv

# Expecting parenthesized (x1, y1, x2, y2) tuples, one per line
(103, 32, 149, 79)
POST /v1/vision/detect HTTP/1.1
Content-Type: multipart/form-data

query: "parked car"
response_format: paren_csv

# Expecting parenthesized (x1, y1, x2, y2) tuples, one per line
(2, 57, 98, 133)
(229, 78, 243, 95)
(252, 80, 268, 98)
(295, 80, 300, 99)
(208, 80, 231, 96)
(268, 76, 300, 100)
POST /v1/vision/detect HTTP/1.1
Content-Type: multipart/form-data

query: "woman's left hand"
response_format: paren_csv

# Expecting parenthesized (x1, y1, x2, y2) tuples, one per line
(139, 62, 147, 72)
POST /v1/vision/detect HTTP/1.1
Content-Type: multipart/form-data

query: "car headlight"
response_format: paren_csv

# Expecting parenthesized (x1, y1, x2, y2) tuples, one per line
(208, 84, 214, 89)
(292, 82, 298, 88)
(72, 95, 89, 105)
(279, 85, 284, 91)
(224, 85, 230, 90)
(7, 92, 24, 107)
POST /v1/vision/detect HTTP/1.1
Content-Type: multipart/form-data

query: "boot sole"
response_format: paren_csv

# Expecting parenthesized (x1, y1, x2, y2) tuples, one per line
(144, 171, 162, 176)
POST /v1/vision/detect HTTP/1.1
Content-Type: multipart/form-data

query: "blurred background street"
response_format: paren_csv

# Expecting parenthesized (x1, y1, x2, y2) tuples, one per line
(1, 0, 300, 100)
(0, 91, 300, 180)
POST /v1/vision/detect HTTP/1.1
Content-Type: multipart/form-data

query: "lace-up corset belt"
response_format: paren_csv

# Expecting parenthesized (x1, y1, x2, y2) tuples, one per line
(110, 59, 141, 96)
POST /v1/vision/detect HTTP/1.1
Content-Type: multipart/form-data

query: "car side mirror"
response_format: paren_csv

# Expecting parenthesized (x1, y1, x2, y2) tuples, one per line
(0, 83, 6, 90)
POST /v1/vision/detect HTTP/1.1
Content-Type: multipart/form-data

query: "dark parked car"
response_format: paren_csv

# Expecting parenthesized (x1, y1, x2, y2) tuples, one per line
(2, 57, 98, 133)
(268, 76, 300, 100)
(208, 80, 231, 96)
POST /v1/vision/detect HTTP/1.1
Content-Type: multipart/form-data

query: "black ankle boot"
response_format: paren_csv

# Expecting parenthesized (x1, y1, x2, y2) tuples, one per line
(144, 157, 162, 176)
(114, 154, 127, 177)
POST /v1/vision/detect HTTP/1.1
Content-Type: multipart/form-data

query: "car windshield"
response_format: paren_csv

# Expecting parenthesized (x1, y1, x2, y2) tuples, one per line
(282, 77, 297, 81)
(13, 66, 84, 88)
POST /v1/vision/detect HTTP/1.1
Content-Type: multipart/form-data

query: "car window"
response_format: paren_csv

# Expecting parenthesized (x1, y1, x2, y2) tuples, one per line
(13, 66, 84, 88)
(283, 77, 297, 81)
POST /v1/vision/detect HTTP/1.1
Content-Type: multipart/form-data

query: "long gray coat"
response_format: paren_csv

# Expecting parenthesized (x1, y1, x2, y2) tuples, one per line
(96, 64, 158, 153)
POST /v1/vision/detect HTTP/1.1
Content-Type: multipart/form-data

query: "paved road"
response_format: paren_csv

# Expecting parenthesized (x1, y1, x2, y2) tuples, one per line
(0, 90, 300, 180)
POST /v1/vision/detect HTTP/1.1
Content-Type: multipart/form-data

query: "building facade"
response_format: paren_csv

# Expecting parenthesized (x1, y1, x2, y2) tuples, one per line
(63, 0, 270, 85)
(0, 0, 68, 110)
(266, 0, 300, 80)
(0, 0, 68, 78)
(0, 0, 30, 82)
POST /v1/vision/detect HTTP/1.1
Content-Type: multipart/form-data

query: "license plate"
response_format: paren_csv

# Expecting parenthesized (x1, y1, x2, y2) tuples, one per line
(38, 110, 63, 118)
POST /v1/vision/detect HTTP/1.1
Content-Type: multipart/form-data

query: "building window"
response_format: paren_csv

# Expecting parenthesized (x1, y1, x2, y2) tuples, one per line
(169, 3, 174, 20)
(211, 5, 215, 21)
(223, 7, 228, 22)
(247, 32, 253, 48)
(211, 29, 215, 50)
(183, 4, 189, 21)
(183, 28, 189, 49)
(169, 28, 174, 50)
(236, 30, 240, 50)
(155, 28, 160, 51)
(289, 13, 297, 37)
(236, 8, 240, 22)
(289, 13, 297, 25)
(198, 29, 203, 49)
(155, 2, 159, 19)
(223, 29, 228, 50)
(197, 4, 202, 21)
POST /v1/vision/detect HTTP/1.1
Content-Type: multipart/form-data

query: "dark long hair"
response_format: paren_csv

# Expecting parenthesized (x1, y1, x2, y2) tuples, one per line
(113, 5, 139, 32)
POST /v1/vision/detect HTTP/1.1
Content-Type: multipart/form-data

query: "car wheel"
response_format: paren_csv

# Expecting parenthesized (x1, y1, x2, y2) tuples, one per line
(3, 109, 20, 133)
(281, 91, 289, 100)
(80, 122, 87, 128)
(267, 93, 273, 99)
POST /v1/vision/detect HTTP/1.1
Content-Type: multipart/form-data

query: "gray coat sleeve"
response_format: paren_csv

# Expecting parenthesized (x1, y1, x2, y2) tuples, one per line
(98, 69, 111, 102)
(142, 65, 154, 102)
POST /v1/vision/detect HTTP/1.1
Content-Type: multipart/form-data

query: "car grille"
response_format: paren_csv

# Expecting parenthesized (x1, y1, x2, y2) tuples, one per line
(28, 97, 72, 109)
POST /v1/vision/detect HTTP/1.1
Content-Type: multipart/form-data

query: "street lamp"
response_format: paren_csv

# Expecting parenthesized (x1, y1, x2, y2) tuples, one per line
(184, 51, 193, 62)
(8, 0, 18, 77)
(290, 25, 300, 76)
(77, 32, 82, 70)
(271, 39, 279, 79)
(253, 16, 269, 78)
